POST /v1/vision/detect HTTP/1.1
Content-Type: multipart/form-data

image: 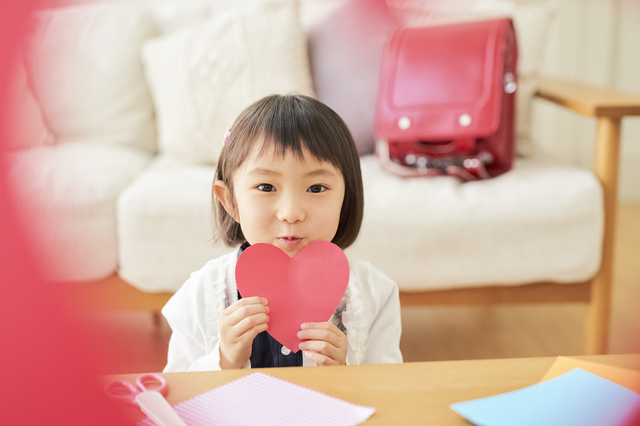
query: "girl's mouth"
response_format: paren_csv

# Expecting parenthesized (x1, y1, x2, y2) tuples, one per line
(278, 237, 303, 250)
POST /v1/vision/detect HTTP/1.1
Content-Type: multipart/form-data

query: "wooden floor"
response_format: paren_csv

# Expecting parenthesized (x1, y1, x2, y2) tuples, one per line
(83, 204, 640, 374)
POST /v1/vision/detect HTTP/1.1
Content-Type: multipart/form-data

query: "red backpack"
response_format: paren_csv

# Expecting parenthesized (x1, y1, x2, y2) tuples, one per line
(374, 18, 518, 181)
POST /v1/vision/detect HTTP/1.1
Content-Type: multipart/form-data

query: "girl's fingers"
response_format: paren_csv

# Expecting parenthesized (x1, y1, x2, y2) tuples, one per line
(224, 300, 270, 326)
(298, 339, 339, 358)
(222, 297, 268, 316)
(297, 322, 347, 365)
(299, 321, 341, 335)
(297, 329, 340, 346)
(302, 349, 338, 366)
(239, 322, 269, 343)
(231, 313, 270, 337)
(297, 323, 343, 346)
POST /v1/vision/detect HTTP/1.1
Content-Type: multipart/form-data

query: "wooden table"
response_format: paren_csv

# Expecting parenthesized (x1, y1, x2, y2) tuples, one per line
(106, 354, 640, 425)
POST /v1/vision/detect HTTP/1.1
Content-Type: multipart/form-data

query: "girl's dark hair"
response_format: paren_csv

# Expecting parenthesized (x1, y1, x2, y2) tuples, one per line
(213, 94, 364, 250)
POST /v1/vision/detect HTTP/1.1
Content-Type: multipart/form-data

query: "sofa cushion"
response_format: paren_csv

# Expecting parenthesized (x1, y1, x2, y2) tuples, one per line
(147, 0, 347, 35)
(5, 54, 54, 151)
(4, 143, 152, 281)
(350, 153, 603, 290)
(149, 0, 219, 34)
(22, 3, 158, 153)
(117, 157, 232, 292)
(142, 0, 315, 165)
(385, 0, 558, 157)
(118, 152, 602, 293)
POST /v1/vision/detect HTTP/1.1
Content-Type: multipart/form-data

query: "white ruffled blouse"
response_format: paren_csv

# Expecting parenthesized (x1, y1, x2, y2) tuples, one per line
(162, 249, 403, 372)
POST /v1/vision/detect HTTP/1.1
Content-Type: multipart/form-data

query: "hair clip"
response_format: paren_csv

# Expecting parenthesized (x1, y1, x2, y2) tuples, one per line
(223, 128, 231, 146)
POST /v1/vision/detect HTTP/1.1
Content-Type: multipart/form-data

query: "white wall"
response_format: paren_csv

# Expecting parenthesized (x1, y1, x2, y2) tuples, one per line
(533, 0, 640, 201)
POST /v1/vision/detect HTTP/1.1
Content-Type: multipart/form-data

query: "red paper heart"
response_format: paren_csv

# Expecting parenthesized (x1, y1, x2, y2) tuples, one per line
(235, 241, 350, 353)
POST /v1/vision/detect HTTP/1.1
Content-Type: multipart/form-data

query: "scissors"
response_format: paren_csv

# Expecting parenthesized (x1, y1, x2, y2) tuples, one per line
(104, 373, 187, 426)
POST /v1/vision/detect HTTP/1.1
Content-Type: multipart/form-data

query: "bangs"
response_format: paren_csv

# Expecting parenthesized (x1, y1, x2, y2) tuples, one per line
(230, 94, 352, 172)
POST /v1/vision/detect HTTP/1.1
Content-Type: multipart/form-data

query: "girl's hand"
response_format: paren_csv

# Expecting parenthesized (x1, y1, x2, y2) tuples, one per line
(219, 297, 269, 369)
(297, 322, 348, 366)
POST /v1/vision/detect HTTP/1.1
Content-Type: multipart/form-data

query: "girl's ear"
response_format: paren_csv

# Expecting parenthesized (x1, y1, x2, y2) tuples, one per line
(213, 180, 239, 223)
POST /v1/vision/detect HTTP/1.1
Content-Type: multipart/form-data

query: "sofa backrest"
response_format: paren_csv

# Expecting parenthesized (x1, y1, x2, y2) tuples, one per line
(19, 0, 556, 161)
(22, 3, 158, 153)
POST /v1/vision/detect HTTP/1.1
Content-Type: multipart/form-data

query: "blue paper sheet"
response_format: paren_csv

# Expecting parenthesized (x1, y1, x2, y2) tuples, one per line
(451, 368, 640, 426)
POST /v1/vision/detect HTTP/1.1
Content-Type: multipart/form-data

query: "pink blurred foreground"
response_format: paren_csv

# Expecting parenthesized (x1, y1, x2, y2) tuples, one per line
(0, 1, 130, 424)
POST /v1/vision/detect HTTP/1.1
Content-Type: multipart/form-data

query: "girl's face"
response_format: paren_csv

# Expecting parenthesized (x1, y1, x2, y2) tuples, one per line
(214, 142, 345, 258)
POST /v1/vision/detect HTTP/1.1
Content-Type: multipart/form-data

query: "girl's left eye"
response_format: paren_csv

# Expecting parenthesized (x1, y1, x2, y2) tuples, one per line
(307, 184, 327, 193)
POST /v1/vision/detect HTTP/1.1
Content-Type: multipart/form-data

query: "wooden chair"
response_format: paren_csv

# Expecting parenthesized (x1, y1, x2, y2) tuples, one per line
(63, 76, 640, 356)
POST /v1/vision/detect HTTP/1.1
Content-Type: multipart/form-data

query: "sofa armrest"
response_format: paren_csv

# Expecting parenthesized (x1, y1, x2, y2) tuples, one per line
(534, 75, 640, 355)
(534, 76, 640, 118)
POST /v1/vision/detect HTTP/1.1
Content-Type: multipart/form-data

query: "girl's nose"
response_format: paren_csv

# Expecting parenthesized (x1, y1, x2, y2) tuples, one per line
(276, 194, 306, 224)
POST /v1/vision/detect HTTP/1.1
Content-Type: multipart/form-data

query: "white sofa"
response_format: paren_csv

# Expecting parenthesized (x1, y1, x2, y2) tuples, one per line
(6, 1, 603, 300)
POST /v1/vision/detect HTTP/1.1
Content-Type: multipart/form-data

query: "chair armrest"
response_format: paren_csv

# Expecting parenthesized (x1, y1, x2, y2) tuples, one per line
(534, 76, 640, 355)
(534, 76, 640, 118)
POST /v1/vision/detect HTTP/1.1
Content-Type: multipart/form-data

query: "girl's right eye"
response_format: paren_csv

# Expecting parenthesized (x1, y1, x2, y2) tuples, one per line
(257, 184, 276, 192)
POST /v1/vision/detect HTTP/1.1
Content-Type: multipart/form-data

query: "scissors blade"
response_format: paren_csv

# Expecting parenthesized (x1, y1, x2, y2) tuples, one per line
(135, 391, 187, 426)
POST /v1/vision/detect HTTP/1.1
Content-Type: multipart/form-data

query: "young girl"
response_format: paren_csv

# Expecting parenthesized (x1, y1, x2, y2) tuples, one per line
(162, 94, 402, 371)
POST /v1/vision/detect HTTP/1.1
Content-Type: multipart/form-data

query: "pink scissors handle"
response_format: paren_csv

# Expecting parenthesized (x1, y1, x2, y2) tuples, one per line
(105, 373, 168, 407)
(136, 373, 168, 395)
